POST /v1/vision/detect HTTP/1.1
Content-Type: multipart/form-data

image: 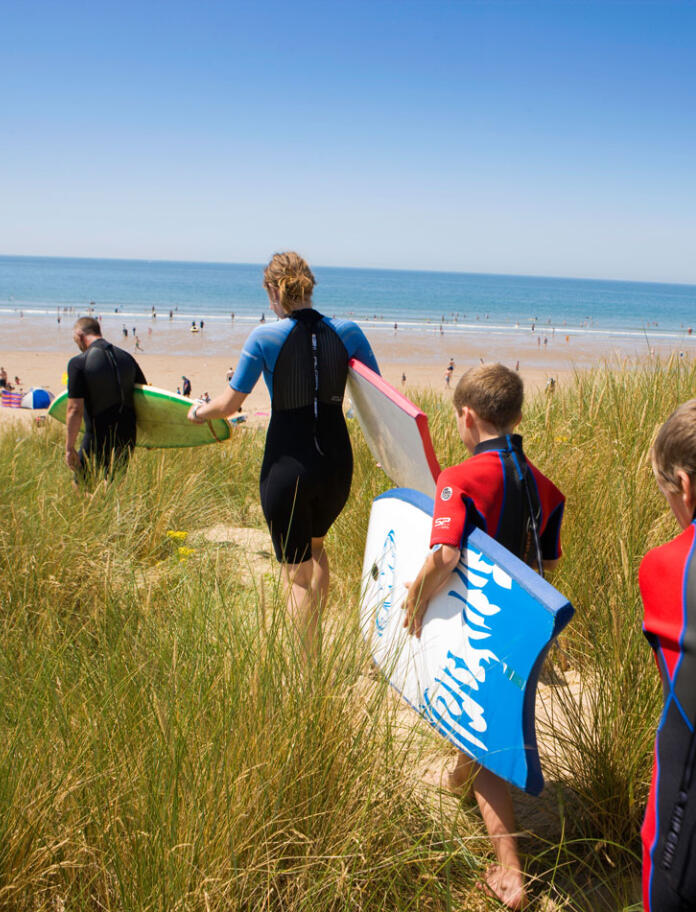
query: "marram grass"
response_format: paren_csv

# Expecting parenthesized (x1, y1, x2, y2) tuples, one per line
(1, 356, 694, 911)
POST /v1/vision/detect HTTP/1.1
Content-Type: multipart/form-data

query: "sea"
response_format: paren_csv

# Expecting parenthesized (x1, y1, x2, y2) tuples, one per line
(1, 255, 695, 344)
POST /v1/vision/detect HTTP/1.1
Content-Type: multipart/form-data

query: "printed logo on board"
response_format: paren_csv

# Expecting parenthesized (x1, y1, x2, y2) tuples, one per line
(434, 517, 451, 529)
(440, 486, 453, 502)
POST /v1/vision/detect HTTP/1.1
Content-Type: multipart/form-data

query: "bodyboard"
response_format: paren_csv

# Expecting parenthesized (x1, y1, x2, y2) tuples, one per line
(48, 384, 231, 448)
(361, 487, 573, 795)
(347, 359, 441, 497)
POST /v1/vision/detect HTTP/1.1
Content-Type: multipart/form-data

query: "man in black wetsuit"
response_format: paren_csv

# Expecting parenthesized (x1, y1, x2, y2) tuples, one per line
(65, 317, 147, 480)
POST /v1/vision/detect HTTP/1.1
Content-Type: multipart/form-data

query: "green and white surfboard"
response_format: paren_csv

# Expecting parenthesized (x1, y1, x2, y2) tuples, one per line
(48, 384, 231, 449)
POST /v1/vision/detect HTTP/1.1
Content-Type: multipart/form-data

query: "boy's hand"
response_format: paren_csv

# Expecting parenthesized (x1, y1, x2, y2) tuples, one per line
(403, 582, 428, 639)
(402, 544, 461, 640)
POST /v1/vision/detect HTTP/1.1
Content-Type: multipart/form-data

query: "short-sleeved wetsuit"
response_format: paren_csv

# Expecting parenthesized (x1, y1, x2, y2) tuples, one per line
(231, 309, 379, 563)
(67, 338, 147, 472)
(640, 518, 696, 912)
(429, 434, 565, 566)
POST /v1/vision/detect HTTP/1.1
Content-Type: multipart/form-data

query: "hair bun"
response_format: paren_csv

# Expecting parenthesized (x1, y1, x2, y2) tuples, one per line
(263, 252, 316, 312)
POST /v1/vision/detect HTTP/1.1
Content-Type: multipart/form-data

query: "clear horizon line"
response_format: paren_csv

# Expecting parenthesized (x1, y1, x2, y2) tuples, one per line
(0, 251, 694, 290)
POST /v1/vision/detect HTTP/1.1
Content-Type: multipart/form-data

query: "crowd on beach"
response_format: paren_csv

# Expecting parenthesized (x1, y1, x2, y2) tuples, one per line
(37, 252, 696, 911)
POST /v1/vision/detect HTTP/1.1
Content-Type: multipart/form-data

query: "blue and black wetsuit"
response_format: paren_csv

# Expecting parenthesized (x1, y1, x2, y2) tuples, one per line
(231, 309, 379, 563)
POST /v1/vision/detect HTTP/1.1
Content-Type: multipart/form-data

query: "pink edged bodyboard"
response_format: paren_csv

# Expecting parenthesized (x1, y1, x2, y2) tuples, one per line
(347, 359, 441, 497)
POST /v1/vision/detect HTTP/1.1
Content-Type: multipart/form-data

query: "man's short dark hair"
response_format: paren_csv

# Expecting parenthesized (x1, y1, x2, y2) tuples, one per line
(74, 317, 102, 336)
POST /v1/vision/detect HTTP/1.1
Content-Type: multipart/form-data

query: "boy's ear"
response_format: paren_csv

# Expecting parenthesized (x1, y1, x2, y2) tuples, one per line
(463, 406, 476, 427)
(677, 470, 696, 512)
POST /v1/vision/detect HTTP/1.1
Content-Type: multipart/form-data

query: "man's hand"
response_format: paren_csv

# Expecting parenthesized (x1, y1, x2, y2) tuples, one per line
(65, 447, 79, 470)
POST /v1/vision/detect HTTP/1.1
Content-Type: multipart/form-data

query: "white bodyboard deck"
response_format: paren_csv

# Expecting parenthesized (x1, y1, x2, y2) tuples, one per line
(347, 359, 441, 497)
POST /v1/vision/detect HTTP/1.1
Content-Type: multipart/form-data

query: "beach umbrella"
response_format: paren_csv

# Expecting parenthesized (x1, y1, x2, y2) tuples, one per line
(20, 388, 54, 409)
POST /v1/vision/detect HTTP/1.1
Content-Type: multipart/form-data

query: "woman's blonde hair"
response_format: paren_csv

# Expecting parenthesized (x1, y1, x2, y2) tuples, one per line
(263, 252, 315, 313)
(652, 399, 696, 491)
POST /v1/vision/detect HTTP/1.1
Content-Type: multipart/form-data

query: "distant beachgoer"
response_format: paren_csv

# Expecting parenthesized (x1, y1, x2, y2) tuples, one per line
(515, 360, 520, 372)
(230, 312, 235, 320)
(181, 376, 192, 397)
(394, 322, 398, 332)
(169, 309, 173, 319)
(543, 336, 548, 347)
(203, 392, 210, 402)
(14, 376, 21, 389)
(639, 400, 696, 912)
(176, 386, 181, 395)
(122, 326, 128, 338)
(187, 251, 379, 658)
(537, 336, 541, 348)
(147, 326, 152, 336)
(134, 336, 143, 352)
(200, 320, 205, 330)
(64, 317, 146, 483)
(0, 367, 7, 388)
(401, 372, 406, 386)
(260, 312, 265, 323)
(444, 371, 451, 388)
(132, 327, 135, 336)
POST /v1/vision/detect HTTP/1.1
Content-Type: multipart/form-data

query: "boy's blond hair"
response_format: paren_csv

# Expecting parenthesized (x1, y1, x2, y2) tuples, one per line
(453, 363, 523, 430)
(652, 398, 696, 491)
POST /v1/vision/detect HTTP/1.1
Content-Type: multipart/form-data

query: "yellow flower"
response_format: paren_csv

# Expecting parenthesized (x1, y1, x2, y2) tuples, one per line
(166, 530, 188, 541)
(177, 546, 196, 561)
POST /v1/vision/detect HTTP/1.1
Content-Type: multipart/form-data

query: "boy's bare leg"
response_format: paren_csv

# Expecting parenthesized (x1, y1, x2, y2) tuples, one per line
(471, 761, 526, 910)
(444, 753, 525, 908)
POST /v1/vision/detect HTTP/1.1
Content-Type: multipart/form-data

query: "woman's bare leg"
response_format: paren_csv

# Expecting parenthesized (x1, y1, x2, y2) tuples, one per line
(282, 536, 328, 659)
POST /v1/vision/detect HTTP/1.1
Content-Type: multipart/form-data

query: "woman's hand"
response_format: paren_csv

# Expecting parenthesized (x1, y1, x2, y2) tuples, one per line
(187, 401, 207, 424)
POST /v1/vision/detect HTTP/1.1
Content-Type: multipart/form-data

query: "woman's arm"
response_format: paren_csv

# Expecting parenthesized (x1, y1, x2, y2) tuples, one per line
(187, 386, 248, 423)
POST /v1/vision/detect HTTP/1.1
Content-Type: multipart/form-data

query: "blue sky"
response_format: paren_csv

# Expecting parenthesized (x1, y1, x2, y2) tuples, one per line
(1, 0, 695, 282)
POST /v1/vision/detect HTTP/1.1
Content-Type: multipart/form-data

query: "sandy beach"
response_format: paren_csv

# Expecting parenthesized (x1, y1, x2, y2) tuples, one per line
(1, 310, 694, 431)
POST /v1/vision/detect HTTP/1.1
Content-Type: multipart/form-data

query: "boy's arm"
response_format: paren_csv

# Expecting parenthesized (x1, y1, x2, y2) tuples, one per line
(403, 544, 461, 638)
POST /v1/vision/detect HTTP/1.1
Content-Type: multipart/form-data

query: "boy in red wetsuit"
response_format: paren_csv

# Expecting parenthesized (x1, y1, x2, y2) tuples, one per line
(639, 399, 696, 912)
(404, 363, 565, 910)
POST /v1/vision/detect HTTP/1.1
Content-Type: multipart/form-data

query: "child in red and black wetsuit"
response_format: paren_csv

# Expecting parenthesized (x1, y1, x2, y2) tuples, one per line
(404, 363, 565, 910)
(639, 399, 696, 912)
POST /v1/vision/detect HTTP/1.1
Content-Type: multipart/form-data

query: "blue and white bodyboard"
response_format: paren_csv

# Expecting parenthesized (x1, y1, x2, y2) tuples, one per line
(360, 488, 573, 795)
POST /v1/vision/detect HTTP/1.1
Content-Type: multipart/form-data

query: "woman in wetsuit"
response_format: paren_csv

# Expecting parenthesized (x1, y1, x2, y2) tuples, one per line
(188, 252, 379, 655)
(639, 399, 696, 911)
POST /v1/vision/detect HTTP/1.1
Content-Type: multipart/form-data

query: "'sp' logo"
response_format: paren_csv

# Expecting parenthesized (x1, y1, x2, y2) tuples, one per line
(440, 486, 453, 501)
